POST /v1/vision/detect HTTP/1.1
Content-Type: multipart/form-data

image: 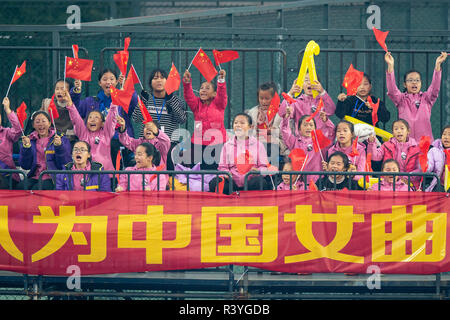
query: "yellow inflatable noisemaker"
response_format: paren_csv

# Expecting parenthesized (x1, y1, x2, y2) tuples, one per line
(344, 115, 393, 142)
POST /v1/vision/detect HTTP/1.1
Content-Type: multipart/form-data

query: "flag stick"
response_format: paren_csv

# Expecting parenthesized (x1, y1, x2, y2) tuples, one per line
(5, 65, 17, 98)
(49, 108, 57, 134)
(294, 154, 309, 185)
(131, 64, 144, 90)
(64, 56, 67, 87)
(187, 48, 201, 71)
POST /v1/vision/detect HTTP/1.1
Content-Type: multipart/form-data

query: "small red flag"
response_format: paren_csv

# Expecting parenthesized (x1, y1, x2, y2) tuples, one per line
(349, 137, 360, 157)
(235, 150, 254, 175)
(311, 129, 331, 153)
(267, 92, 280, 123)
(306, 97, 324, 122)
(192, 49, 218, 82)
(212, 50, 239, 65)
(72, 44, 79, 58)
(372, 27, 389, 52)
(164, 63, 181, 95)
(217, 176, 225, 194)
(281, 92, 296, 105)
(418, 136, 431, 172)
(365, 152, 373, 183)
(48, 94, 60, 120)
(444, 149, 450, 167)
(309, 179, 318, 191)
(115, 150, 122, 182)
(288, 148, 307, 171)
(138, 96, 153, 124)
(110, 86, 133, 112)
(65, 57, 93, 81)
(16, 101, 27, 129)
(367, 96, 380, 127)
(11, 61, 26, 85)
(342, 64, 364, 96)
(113, 37, 131, 76)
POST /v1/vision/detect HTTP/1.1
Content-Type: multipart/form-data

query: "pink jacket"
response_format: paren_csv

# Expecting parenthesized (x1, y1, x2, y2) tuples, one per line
(68, 103, 117, 172)
(183, 80, 227, 146)
(327, 140, 367, 180)
(218, 135, 269, 188)
(280, 116, 326, 182)
(278, 92, 336, 133)
(386, 69, 441, 141)
(119, 130, 171, 166)
(370, 180, 410, 191)
(277, 180, 305, 191)
(0, 112, 22, 180)
(119, 165, 168, 191)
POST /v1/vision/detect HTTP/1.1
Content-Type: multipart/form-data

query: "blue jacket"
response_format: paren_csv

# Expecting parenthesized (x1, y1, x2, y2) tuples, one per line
(55, 161, 111, 191)
(19, 129, 72, 180)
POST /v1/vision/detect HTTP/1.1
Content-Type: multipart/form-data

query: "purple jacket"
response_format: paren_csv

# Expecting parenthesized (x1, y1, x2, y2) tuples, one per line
(278, 92, 336, 133)
(0, 112, 22, 181)
(119, 129, 171, 166)
(118, 165, 168, 191)
(55, 161, 111, 191)
(327, 140, 367, 180)
(426, 139, 446, 192)
(19, 128, 72, 180)
(386, 69, 441, 141)
(67, 103, 118, 172)
(218, 135, 270, 188)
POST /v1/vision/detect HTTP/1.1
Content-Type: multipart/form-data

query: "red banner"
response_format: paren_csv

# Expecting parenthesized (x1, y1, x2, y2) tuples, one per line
(0, 190, 449, 275)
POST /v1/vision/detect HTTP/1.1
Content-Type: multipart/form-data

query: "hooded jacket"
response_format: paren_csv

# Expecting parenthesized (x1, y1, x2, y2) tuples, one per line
(0, 112, 22, 181)
(56, 161, 111, 191)
(326, 140, 367, 180)
(118, 165, 168, 191)
(426, 139, 447, 192)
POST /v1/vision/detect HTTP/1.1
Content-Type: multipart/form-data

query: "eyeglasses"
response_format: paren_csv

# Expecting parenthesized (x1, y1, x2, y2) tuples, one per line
(405, 79, 421, 83)
(73, 148, 88, 153)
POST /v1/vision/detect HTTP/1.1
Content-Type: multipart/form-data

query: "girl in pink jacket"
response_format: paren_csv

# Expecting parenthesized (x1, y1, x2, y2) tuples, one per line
(326, 120, 367, 180)
(209, 113, 273, 194)
(0, 97, 24, 189)
(384, 51, 447, 141)
(367, 119, 421, 188)
(182, 69, 227, 170)
(369, 159, 411, 191)
(117, 118, 171, 167)
(278, 74, 336, 134)
(277, 160, 305, 191)
(281, 111, 334, 182)
(65, 89, 117, 174)
(116, 142, 168, 191)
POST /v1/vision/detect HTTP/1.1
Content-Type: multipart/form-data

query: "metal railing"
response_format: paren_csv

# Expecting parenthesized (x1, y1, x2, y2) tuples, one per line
(244, 171, 441, 192)
(37, 169, 233, 194)
(0, 169, 28, 190)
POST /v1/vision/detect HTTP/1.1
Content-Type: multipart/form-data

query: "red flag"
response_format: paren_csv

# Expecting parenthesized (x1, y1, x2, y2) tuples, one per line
(288, 148, 307, 171)
(235, 150, 254, 175)
(72, 44, 79, 58)
(418, 136, 431, 172)
(129, 64, 142, 87)
(306, 97, 324, 122)
(281, 92, 296, 105)
(365, 152, 373, 183)
(349, 137, 360, 157)
(212, 50, 239, 65)
(164, 63, 181, 95)
(217, 176, 225, 194)
(444, 149, 450, 167)
(65, 57, 93, 81)
(16, 101, 27, 129)
(192, 49, 218, 82)
(138, 96, 153, 124)
(342, 64, 364, 96)
(311, 129, 331, 153)
(367, 96, 380, 127)
(110, 86, 133, 111)
(267, 92, 280, 123)
(372, 27, 389, 52)
(11, 61, 26, 85)
(115, 150, 122, 182)
(48, 94, 60, 120)
(113, 37, 131, 76)
(309, 179, 318, 191)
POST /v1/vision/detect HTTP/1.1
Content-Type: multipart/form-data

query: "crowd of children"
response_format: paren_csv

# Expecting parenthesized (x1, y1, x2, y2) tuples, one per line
(0, 51, 448, 193)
